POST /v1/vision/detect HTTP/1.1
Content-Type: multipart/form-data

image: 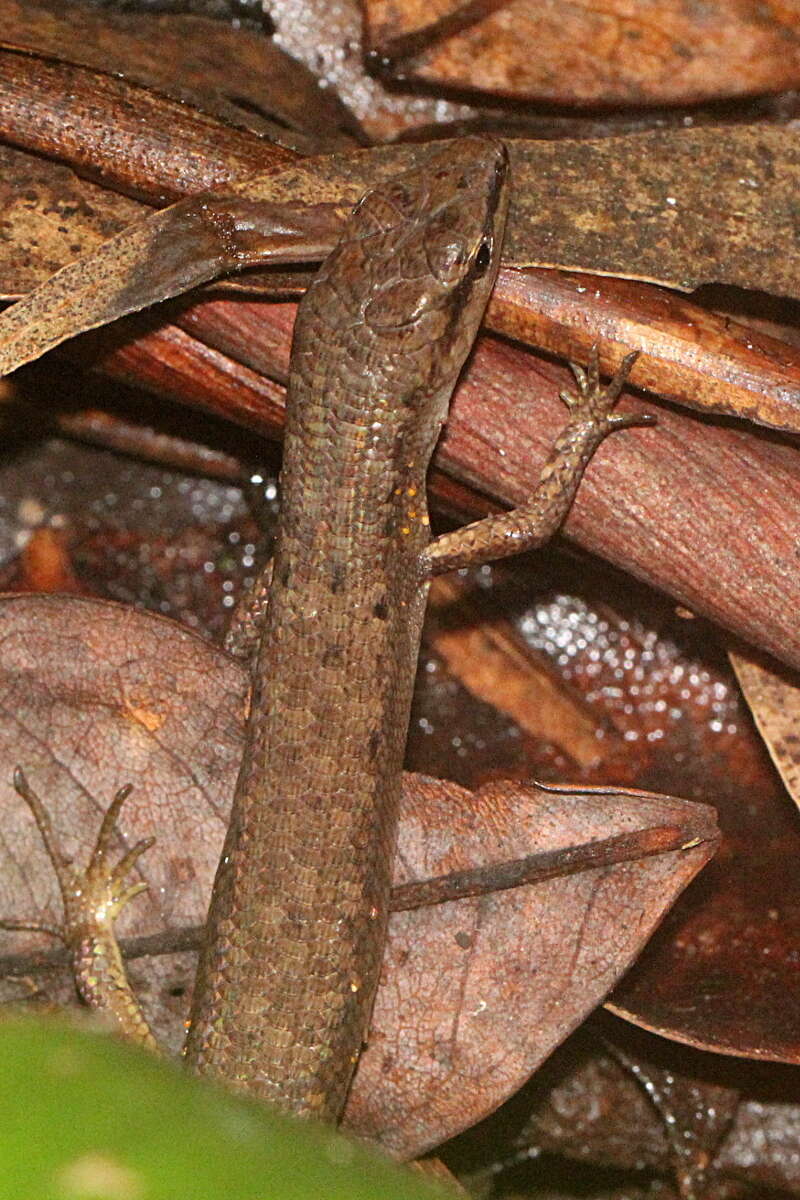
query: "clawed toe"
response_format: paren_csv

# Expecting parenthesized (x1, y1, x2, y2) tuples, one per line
(6, 767, 153, 943)
(561, 346, 653, 433)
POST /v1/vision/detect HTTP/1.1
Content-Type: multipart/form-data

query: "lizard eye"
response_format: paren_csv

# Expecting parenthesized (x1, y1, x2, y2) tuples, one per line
(473, 239, 492, 277)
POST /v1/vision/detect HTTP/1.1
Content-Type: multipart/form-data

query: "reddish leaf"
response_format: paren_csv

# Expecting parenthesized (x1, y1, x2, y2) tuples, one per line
(508, 1024, 800, 1196)
(0, 594, 716, 1157)
(346, 775, 716, 1156)
(0, 0, 356, 154)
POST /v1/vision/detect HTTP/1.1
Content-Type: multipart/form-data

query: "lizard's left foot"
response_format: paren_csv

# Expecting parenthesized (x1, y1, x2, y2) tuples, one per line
(560, 346, 656, 435)
(4, 767, 154, 949)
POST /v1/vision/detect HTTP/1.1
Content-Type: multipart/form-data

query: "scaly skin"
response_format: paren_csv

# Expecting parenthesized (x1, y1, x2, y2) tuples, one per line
(3, 137, 653, 1124)
(184, 138, 510, 1119)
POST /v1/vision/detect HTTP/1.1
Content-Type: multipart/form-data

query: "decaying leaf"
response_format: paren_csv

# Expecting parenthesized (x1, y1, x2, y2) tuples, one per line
(6, 124, 800, 378)
(0, 47, 296, 204)
(0, 0, 357, 151)
(0, 593, 717, 1157)
(0, 144, 144, 299)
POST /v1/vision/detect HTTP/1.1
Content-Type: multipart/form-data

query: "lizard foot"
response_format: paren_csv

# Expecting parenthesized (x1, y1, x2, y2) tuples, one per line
(560, 346, 656, 434)
(1, 768, 157, 1047)
(5, 766, 154, 946)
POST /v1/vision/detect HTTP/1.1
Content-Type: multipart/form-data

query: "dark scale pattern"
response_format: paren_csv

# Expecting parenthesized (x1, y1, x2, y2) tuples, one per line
(185, 138, 511, 1118)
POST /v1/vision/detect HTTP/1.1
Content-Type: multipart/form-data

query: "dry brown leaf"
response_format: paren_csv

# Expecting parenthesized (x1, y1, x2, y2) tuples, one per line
(4, 125, 800, 378)
(373, 0, 800, 106)
(730, 647, 800, 814)
(0, 47, 296, 205)
(0, 144, 144, 299)
(0, 593, 716, 1157)
(347, 775, 715, 1156)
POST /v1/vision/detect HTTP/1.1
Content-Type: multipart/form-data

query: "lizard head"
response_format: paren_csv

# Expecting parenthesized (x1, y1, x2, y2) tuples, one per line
(343, 137, 510, 401)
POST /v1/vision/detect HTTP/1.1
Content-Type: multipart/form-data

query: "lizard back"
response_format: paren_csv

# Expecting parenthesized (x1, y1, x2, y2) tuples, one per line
(185, 137, 509, 1119)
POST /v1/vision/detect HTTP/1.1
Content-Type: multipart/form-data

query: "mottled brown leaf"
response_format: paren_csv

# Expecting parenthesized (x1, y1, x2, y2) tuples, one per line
(0, 594, 716, 1157)
(0, 144, 143, 299)
(5, 125, 800, 373)
(373, 0, 800, 106)
(730, 647, 800, 815)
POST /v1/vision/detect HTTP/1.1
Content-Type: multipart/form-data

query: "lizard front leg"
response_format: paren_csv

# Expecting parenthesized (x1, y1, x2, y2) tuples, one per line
(421, 349, 654, 577)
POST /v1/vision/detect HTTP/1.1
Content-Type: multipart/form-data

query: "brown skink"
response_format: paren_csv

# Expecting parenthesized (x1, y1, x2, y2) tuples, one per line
(4, 136, 651, 1122)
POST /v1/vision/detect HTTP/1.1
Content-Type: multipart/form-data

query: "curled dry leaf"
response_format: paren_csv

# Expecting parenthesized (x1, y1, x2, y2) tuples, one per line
(488, 269, 800, 435)
(365, 0, 800, 106)
(0, 594, 716, 1158)
(0, 47, 296, 206)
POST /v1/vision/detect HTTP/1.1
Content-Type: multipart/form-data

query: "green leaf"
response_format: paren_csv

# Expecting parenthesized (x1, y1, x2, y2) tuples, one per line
(0, 1016, 446, 1200)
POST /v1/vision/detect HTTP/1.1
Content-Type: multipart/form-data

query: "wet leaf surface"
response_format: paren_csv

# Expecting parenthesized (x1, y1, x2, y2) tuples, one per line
(0, 593, 715, 1158)
(468, 1018, 800, 1197)
(263, 0, 478, 141)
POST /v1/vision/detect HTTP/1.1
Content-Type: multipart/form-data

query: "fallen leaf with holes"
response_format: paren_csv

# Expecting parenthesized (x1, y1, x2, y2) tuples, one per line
(0, 594, 716, 1156)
